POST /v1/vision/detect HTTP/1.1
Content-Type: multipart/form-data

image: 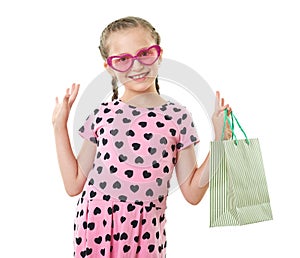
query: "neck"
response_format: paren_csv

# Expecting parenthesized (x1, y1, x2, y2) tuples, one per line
(120, 92, 167, 108)
(120, 82, 157, 103)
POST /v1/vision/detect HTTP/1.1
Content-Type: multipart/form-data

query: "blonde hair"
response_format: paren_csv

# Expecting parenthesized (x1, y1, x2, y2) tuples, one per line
(98, 16, 161, 101)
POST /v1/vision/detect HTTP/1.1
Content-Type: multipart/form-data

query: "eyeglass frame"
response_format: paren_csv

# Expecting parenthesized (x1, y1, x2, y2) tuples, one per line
(106, 45, 162, 72)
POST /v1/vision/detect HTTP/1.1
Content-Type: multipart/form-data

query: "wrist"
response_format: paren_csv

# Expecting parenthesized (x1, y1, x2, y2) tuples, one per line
(213, 130, 221, 141)
(53, 121, 68, 133)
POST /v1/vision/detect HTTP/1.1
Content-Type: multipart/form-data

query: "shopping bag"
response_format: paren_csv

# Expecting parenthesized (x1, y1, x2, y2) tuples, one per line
(209, 110, 273, 227)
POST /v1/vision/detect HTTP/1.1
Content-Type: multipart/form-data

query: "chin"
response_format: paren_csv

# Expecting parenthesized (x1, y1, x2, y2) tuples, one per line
(124, 78, 155, 92)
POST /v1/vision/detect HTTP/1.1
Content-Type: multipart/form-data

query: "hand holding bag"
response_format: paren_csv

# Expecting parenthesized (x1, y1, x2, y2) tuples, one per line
(209, 110, 273, 227)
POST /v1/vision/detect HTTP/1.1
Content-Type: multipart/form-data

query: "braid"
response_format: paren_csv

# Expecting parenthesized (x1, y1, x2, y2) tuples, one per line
(111, 76, 118, 101)
(155, 77, 160, 95)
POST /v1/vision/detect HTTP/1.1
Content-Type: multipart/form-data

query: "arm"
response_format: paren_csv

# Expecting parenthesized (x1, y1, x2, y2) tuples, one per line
(176, 91, 232, 205)
(53, 84, 95, 196)
(54, 127, 96, 196)
(175, 146, 209, 205)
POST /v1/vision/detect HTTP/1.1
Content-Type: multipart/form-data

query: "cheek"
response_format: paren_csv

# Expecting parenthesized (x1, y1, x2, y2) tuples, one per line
(149, 64, 159, 78)
(152, 64, 159, 74)
(114, 73, 121, 80)
(115, 72, 127, 83)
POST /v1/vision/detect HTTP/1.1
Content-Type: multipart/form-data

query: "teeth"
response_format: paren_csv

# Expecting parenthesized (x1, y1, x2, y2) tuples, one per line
(131, 73, 146, 79)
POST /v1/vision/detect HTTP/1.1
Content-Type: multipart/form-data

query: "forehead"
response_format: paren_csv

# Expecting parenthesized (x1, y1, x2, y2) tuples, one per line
(107, 27, 156, 56)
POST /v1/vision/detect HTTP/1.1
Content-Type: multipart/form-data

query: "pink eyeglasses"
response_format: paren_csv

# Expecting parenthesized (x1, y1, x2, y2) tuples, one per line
(106, 45, 161, 72)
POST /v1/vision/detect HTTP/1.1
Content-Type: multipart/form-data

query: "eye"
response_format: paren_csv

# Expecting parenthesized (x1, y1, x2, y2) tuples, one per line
(139, 50, 149, 57)
(119, 56, 130, 62)
(138, 48, 157, 57)
(113, 55, 130, 64)
(120, 56, 129, 62)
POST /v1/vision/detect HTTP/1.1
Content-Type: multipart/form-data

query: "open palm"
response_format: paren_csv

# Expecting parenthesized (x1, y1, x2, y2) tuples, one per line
(52, 83, 80, 127)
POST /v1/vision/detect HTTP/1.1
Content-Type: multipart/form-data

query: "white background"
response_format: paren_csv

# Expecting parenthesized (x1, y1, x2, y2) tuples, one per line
(1, 0, 299, 257)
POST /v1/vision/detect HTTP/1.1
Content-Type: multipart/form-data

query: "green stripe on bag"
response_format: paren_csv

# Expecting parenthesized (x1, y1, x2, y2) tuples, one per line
(209, 110, 273, 227)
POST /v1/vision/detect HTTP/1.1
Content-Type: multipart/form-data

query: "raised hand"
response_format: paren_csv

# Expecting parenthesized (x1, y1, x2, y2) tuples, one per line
(52, 83, 80, 128)
(212, 91, 232, 140)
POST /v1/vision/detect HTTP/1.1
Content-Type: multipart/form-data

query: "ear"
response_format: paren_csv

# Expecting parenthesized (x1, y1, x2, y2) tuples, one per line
(104, 61, 109, 70)
(158, 48, 163, 64)
(104, 62, 115, 77)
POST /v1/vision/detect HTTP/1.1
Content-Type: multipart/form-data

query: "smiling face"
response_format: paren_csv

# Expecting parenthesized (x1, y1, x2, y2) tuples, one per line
(105, 27, 162, 101)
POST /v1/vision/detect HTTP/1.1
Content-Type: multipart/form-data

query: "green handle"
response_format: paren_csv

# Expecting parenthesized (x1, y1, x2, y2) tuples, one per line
(221, 109, 249, 145)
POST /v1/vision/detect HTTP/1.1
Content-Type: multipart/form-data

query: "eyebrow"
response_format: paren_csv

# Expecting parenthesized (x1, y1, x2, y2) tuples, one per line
(111, 45, 150, 56)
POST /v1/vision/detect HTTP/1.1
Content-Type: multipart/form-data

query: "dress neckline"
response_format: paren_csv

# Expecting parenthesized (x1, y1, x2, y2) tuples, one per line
(116, 99, 171, 110)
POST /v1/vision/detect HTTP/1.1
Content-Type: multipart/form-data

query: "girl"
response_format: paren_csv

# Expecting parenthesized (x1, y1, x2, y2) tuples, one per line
(53, 16, 231, 258)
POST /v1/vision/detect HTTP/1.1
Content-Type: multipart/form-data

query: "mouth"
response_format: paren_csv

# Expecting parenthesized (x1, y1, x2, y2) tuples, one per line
(128, 72, 150, 81)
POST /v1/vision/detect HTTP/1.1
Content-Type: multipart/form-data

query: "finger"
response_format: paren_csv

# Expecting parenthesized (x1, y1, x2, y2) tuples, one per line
(70, 83, 76, 95)
(221, 97, 224, 107)
(70, 83, 79, 95)
(224, 104, 229, 110)
(216, 104, 229, 116)
(63, 88, 71, 104)
(55, 96, 59, 104)
(215, 91, 221, 109)
(66, 87, 70, 96)
(69, 83, 80, 107)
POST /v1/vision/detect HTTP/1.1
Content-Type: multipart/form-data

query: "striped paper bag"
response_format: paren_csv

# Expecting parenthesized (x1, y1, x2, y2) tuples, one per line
(209, 111, 273, 227)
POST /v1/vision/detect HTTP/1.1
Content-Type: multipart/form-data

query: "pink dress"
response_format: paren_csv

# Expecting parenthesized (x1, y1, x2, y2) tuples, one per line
(74, 99, 199, 257)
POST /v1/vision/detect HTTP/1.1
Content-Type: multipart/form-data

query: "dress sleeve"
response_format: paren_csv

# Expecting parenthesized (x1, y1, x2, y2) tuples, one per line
(78, 107, 100, 144)
(176, 107, 200, 151)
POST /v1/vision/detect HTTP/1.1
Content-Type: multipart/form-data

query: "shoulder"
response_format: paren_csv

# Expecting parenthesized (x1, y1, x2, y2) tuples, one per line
(167, 100, 192, 116)
(167, 98, 190, 110)
(166, 100, 197, 129)
(91, 100, 121, 116)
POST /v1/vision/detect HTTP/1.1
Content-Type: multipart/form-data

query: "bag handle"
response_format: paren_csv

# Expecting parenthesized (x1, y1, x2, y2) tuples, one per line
(221, 109, 250, 145)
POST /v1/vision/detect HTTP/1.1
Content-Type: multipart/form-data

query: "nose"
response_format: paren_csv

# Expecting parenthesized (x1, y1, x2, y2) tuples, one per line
(131, 57, 144, 71)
